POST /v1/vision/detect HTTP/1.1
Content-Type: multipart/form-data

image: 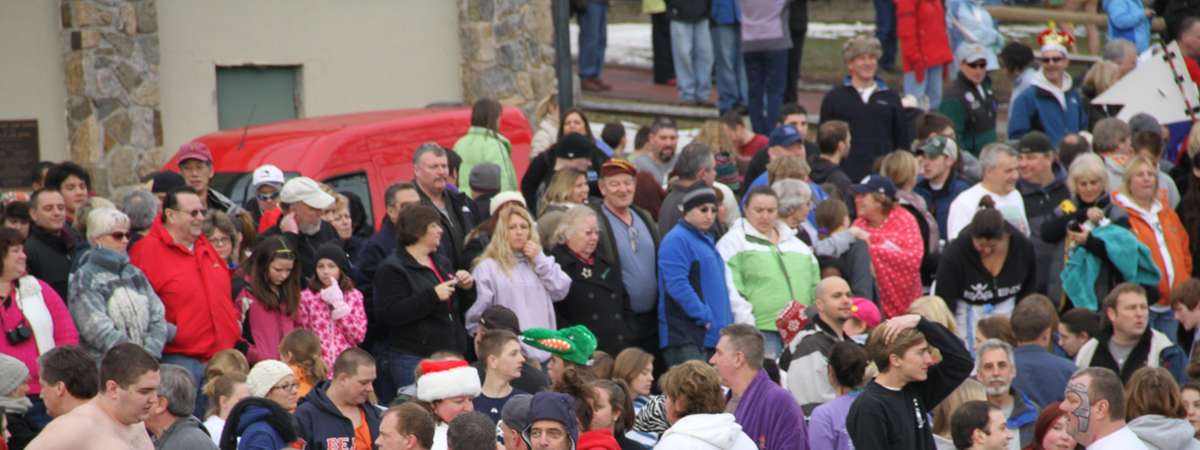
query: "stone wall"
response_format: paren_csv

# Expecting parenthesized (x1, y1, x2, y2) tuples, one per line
(457, 0, 557, 120)
(61, 0, 161, 198)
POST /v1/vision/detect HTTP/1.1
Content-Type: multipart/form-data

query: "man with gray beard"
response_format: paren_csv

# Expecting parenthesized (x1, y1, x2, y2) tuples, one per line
(263, 176, 339, 279)
(976, 339, 1038, 449)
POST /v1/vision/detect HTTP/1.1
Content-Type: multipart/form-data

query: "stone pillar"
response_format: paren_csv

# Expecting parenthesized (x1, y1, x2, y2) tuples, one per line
(457, 0, 557, 120)
(61, 0, 162, 198)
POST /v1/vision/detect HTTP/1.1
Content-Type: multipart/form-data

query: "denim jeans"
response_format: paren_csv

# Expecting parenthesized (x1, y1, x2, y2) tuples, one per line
(743, 50, 789, 135)
(577, 2, 608, 79)
(662, 344, 710, 367)
(873, 0, 898, 69)
(1150, 308, 1180, 345)
(374, 346, 424, 405)
(902, 66, 944, 110)
(670, 19, 714, 103)
(710, 22, 748, 113)
(162, 353, 208, 419)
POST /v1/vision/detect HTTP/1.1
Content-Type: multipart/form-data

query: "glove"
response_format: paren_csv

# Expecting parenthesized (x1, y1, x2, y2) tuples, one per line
(330, 300, 351, 321)
(319, 283, 344, 305)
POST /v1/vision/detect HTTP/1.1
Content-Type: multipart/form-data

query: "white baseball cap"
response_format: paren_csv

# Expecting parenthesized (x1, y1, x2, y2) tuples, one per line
(280, 176, 334, 209)
(251, 164, 285, 188)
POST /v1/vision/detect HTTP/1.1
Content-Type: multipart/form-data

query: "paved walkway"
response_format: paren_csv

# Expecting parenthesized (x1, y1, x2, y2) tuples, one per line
(582, 65, 827, 117)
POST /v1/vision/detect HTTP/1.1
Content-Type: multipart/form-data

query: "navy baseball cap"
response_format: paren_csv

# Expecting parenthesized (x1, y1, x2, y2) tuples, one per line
(851, 175, 897, 200)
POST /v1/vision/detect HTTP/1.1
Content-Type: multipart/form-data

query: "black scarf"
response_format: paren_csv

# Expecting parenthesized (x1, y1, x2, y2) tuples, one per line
(1088, 328, 1154, 383)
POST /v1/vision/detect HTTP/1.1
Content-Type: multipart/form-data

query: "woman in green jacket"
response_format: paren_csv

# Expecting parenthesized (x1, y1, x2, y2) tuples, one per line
(454, 98, 518, 196)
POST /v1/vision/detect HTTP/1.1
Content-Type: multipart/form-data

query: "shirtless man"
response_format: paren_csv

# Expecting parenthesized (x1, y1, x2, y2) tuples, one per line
(26, 342, 161, 450)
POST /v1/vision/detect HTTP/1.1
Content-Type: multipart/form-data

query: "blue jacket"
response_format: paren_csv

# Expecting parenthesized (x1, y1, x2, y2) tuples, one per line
(1012, 345, 1077, 408)
(1104, 0, 1151, 52)
(915, 175, 971, 241)
(1007, 388, 1040, 448)
(658, 221, 733, 349)
(223, 399, 298, 450)
(711, 0, 740, 24)
(1007, 76, 1088, 145)
(295, 381, 382, 450)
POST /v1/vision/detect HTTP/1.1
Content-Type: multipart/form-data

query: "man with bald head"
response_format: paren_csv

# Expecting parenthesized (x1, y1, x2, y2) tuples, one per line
(784, 276, 857, 414)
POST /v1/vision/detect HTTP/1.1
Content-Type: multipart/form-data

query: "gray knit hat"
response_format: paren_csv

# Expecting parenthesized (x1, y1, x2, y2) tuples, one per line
(0, 353, 29, 396)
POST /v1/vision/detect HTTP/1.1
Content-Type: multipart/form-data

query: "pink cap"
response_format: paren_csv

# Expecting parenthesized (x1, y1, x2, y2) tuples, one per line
(176, 142, 213, 165)
(851, 298, 882, 328)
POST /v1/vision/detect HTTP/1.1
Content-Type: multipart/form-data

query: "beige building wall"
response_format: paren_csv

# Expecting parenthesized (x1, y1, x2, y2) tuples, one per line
(0, 2, 69, 163)
(158, 0, 463, 153)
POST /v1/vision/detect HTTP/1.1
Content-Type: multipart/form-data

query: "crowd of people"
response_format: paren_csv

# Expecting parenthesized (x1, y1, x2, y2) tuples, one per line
(2, 4, 1200, 449)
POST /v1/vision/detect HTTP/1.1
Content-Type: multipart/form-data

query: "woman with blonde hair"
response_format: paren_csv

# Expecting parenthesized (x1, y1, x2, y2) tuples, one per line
(465, 205, 571, 359)
(1081, 61, 1121, 130)
(908, 295, 960, 337)
(1112, 156, 1192, 338)
(931, 378, 987, 450)
(531, 94, 560, 158)
(1041, 153, 1125, 307)
(880, 150, 939, 255)
(1124, 367, 1200, 449)
(536, 169, 589, 244)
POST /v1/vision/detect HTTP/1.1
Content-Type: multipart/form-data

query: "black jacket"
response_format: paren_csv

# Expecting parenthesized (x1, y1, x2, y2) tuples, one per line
(417, 187, 476, 271)
(846, 319, 973, 450)
(934, 222, 1038, 311)
(262, 221, 342, 281)
(294, 381, 382, 450)
(25, 225, 88, 300)
(819, 79, 911, 181)
(666, 0, 710, 21)
(550, 244, 635, 355)
(373, 249, 470, 357)
(353, 218, 397, 303)
(521, 147, 609, 214)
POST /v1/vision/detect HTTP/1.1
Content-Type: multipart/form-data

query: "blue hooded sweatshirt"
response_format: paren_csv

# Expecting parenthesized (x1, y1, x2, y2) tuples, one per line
(294, 381, 382, 450)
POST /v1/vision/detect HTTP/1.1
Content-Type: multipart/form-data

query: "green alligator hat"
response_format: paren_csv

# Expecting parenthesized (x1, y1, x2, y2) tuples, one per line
(520, 325, 597, 366)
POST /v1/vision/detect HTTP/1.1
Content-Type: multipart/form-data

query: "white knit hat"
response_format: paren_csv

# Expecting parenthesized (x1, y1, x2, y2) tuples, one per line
(246, 360, 293, 398)
(416, 359, 481, 402)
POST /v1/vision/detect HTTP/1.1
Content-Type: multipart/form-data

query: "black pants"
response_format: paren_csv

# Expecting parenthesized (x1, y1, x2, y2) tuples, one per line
(651, 12, 675, 84)
(784, 29, 807, 104)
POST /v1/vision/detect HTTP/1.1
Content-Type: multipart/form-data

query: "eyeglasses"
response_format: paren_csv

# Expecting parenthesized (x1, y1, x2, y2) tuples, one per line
(696, 206, 716, 213)
(170, 207, 206, 218)
(1040, 56, 1065, 64)
(256, 191, 280, 201)
(627, 223, 639, 254)
(107, 232, 130, 241)
(208, 236, 232, 246)
(270, 381, 299, 392)
(964, 61, 987, 69)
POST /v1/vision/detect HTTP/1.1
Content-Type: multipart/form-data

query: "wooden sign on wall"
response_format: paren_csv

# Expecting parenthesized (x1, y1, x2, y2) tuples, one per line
(0, 120, 39, 189)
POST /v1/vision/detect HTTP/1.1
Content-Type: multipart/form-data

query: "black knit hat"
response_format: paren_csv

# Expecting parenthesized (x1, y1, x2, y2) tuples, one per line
(151, 171, 186, 194)
(680, 187, 718, 213)
(315, 243, 351, 278)
(554, 133, 595, 160)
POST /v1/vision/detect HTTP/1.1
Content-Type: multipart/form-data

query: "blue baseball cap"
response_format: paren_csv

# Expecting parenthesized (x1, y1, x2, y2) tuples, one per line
(768, 125, 804, 148)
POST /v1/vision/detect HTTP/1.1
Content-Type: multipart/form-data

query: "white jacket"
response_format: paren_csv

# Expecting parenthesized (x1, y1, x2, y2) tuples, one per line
(655, 413, 759, 450)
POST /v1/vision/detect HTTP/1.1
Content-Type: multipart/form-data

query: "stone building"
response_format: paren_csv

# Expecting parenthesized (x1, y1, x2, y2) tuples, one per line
(0, 0, 555, 196)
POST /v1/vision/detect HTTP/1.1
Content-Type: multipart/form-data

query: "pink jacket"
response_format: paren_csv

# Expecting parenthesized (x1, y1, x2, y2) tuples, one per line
(239, 288, 297, 364)
(296, 288, 367, 375)
(0, 278, 79, 394)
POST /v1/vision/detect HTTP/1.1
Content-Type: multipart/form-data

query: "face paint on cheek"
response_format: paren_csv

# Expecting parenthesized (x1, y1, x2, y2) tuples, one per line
(1066, 383, 1091, 433)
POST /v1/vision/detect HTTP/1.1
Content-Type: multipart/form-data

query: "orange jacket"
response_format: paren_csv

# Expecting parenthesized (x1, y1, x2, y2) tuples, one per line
(1113, 193, 1192, 303)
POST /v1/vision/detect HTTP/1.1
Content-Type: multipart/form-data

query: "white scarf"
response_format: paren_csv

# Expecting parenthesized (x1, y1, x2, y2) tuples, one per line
(16, 275, 56, 355)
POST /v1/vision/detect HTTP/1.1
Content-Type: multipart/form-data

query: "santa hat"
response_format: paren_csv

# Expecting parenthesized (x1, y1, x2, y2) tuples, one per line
(416, 359, 481, 402)
(1037, 21, 1074, 57)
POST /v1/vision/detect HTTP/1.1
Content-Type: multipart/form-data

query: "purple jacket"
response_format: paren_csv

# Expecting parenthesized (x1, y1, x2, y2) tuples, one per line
(734, 369, 809, 450)
(466, 252, 571, 335)
(808, 392, 859, 450)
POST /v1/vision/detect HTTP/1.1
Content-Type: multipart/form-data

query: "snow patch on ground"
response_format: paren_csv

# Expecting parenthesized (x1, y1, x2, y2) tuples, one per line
(570, 22, 1077, 69)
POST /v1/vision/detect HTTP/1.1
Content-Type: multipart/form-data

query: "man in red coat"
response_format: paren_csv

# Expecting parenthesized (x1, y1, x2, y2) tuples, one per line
(129, 186, 240, 403)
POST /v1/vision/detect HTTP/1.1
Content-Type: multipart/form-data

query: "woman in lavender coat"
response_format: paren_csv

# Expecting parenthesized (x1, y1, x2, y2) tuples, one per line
(807, 341, 871, 450)
(465, 205, 570, 361)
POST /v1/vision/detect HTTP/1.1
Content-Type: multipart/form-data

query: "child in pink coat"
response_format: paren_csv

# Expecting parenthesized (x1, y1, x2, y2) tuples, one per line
(296, 243, 366, 374)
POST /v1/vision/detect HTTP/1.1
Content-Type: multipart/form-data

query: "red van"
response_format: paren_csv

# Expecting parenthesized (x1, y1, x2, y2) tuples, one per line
(164, 106, 533, 228)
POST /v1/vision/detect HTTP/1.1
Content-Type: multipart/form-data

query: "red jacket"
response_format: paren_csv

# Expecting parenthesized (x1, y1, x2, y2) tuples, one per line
(896, 0, 953, 80)
(130, 221, 239, 361)
(576, 429, 621, 450)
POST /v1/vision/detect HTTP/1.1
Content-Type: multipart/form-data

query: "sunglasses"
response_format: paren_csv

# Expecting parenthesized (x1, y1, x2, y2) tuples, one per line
(107, 232, 130, 241)
(171, 207, 207, 218)
(257, 191, 280, 201)
(964, 61, 987, 69)
(1040, 56, 1065, 64)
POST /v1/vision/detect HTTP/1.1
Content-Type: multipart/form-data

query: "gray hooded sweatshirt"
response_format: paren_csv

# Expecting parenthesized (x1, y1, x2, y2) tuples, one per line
(1127, 414, 1200, 450)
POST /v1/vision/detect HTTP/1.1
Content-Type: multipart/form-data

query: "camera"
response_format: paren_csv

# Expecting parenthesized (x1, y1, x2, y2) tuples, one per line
(1067, 220, 1083, 233)
(5, 321, 32, 345)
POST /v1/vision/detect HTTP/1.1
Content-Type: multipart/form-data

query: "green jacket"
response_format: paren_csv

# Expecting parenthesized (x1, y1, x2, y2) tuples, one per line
(453, 126, 518, 196)
(938, 74, 998, 156)
(716, 219, 820, 331)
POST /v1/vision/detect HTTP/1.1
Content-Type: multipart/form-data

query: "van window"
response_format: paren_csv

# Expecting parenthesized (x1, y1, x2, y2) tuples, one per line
(216, 66, 301, 130)
(324, 172, 372, 228)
